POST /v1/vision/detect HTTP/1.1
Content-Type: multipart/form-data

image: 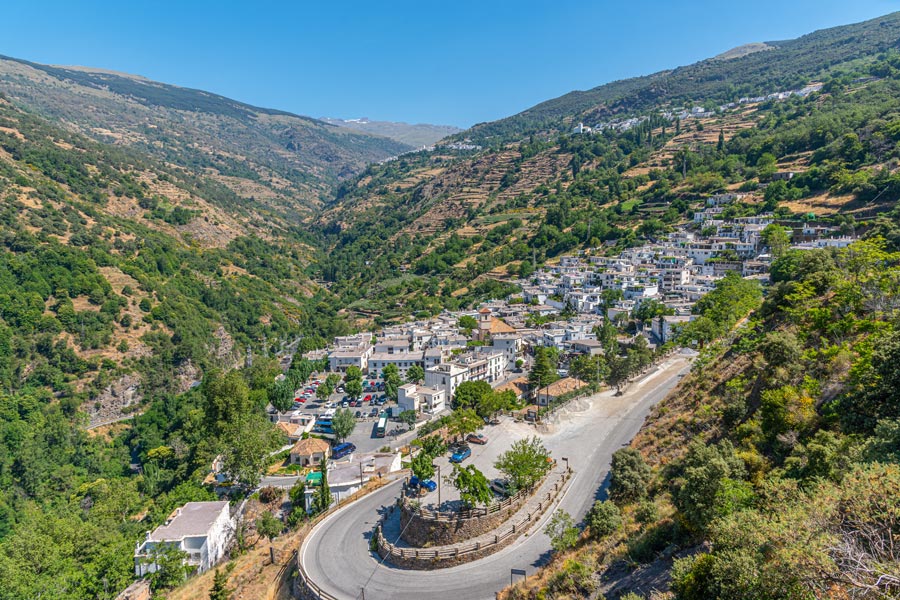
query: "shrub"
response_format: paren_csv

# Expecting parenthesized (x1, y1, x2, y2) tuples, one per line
(635, 499, 659, 526)
(258, 486, 281, 504)
(545, 559, 596, 596)
(609, 447, 652, 504)
(585, 500, 621, 539)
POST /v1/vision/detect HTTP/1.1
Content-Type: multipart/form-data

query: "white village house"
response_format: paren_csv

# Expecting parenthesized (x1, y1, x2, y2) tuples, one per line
(134, 501, 233, 577)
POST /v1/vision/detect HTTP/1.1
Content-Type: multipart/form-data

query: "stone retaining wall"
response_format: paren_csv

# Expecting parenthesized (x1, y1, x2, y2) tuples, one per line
(399, 496, 524, 547)
(376, 470, 571, 570)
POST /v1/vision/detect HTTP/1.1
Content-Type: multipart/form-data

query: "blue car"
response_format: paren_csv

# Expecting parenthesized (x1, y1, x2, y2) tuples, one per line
(450, 446, 472, 463)
(409, 476, 437, 492)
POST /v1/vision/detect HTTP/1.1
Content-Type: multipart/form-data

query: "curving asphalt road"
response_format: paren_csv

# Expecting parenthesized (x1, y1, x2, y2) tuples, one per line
(300, 356, 692, 600)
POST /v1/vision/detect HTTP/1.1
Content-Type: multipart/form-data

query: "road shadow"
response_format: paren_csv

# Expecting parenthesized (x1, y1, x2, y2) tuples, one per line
(593, 471, 612, 504)
(531, 548, 555, 568)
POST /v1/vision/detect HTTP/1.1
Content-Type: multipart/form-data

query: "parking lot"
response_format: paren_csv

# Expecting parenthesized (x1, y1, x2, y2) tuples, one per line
(408, 355, 693, 511)
(289, 376, 437, 454)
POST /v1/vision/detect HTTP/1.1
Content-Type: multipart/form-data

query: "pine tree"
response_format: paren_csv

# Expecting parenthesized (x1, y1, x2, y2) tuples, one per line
(209, 569, 230, 600)
(718, 128, 726, 152)
(313, 461, 332, 513)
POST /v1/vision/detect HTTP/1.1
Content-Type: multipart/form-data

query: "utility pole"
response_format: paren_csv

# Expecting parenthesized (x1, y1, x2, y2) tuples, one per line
(437, 464, 442, 508)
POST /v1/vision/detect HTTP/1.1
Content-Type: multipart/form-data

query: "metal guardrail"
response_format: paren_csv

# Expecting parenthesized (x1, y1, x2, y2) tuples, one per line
(297, 559, 340, 600)
(377, 470, 571, 563)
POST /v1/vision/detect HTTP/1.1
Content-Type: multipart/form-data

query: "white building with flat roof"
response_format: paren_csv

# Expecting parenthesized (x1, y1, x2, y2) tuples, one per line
(368, 351, 425, 378)
(425, 363, 469, 403)
(328, 345, 373, 373)
(135, 501, 232, 577)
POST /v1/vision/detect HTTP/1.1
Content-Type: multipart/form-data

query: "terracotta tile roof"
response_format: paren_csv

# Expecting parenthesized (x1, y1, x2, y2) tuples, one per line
(543, 377, 588, 397)
(489, 317, 517, 334)
(290, 437, 330, 456)
(276, 422, 300, 437)
(495, 376, 529, 398)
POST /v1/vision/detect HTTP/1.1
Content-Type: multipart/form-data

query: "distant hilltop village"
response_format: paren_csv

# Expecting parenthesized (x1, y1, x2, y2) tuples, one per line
(574, 81, 830, 135)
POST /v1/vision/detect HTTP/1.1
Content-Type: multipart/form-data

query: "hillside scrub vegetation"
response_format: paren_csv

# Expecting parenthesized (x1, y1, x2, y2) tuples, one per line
(500, 238, 900, 599)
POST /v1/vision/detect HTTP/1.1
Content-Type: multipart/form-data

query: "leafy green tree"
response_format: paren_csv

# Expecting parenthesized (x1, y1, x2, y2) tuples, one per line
(411, 452, 435, 482)
(586, 500, 622, 539)
(398, 409, 417, 430)
(633, 299, 672, 328)
(256, 510, 282, 543)
(316, 379, 333, 401)
(256, 510, 282, 565)
(569, 354, 609, 384)
(605, 354, 631, 394)
(761, 224, 792, 257)
(287, 479, 307, 526)
(677, 315, 720, 348)
(220, 412, 282, 488)
(382, 363, 401, 401)
(544, 509, 579, 552)
(345, 377, 363, 400)
(458, 315, 478, 335)
(451, 464, 493, 507)
(143, 543, 191, 590)
(268, 378, 294, 412)
(842, 330, 900, 432)
(453, 380, 492, 409)
(406, 364, 425, 384)
(345, 365, 363, 382)
(447, 408, 482, 442)
(331, 408, 356, 442)
(202, 368, 253, 434)
(609, 447, 652, 504)
(476, 390, 515, 420)
(494, 436, 551, 492)
(419, 435, 447, 458)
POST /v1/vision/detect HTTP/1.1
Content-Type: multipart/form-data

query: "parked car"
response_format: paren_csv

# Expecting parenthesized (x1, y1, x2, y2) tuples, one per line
(466, 433, 487, 445)
(450, 446, 472, 463)
(355, 410, 362, 418)
(409, 476, 437, 493)
(490, 478, 512, 497)
(341, 401, 349, 408)
(369, 408, 379, 417)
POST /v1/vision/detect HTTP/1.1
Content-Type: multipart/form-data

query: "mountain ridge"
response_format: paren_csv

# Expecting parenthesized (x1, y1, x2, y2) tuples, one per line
(0, 53, 413, 220)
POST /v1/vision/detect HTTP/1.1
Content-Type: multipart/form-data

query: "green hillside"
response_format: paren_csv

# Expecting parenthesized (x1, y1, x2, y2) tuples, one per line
(0, 55, 412, 218)
(463, 11, 900, 143)
(1, 10, 900, 600)
(313, 46, 900, 326)
(501, 235, 900, 599)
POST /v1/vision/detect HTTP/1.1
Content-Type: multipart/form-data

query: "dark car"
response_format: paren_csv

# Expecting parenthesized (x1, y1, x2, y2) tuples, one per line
(355, 410, 362, 418)
(409, 476, 437, 492)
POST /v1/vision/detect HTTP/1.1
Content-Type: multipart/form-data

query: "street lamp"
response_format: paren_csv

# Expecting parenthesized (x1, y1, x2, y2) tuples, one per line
(436, 464, 442, 508)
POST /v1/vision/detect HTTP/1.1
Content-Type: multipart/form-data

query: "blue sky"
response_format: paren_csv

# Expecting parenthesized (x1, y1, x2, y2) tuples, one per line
(3, 1, 899, 127)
